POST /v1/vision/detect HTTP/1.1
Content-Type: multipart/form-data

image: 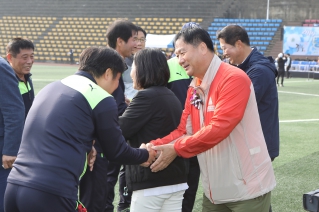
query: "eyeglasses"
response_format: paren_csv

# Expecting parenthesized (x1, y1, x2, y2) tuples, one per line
(136, 38, 146, 43)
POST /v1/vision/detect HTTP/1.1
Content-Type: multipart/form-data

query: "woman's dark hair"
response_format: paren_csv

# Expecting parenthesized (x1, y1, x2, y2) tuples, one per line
(79, 46, 126, 79)
(133, 48, 170, 89)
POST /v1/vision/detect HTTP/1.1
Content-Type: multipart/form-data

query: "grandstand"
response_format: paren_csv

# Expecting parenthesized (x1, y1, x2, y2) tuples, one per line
(0, 0, 318, 63)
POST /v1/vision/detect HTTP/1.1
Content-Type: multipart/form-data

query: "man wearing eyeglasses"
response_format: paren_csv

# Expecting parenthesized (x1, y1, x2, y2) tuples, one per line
(123, 26, 147, 100)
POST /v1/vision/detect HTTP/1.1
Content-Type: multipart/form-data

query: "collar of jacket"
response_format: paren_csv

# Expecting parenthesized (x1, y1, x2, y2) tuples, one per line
(75, 70, 97, 84)
(189, 54, 222, 94)
(16, 72, 32, 82)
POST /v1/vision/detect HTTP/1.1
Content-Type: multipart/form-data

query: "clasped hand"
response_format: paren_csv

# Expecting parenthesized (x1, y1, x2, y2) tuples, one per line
(139, 143, 157, 167)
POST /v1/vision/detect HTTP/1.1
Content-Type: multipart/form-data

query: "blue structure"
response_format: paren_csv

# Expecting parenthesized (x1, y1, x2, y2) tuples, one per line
(208, 18, 282, 55)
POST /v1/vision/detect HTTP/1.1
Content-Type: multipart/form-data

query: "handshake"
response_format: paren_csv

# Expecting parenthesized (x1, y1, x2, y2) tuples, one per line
(139, 143, 158, 167)
(139, 143, 178, 173)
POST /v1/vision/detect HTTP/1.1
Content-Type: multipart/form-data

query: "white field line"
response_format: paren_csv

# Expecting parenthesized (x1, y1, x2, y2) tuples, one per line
(278, 91, 319, 97)
(280, 119, 319, 123)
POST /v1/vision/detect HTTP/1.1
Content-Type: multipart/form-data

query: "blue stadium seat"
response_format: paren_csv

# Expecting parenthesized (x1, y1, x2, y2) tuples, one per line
(276, 19, 282, 23)
(255, 19, 261, 23)
(260, 46, 267, 50)
(260, 51, 264, 55)
(255, 36, 261, 40)
(247, 23, 253, 27)
(252, 23, 258, 27)
(274, 23, 280, 27)
(239, 19, 245, 23)
(244, 19, 250, 23)
(255, 28, 261, 31)
(250, 37, 255, 40)
(211, 23, 217, 26)
(266, 37, 272, 41)
(250, 19, 256, 23)
(257, 32, 263, 36)
(251, 41, 258, 45)
(271, 28, 277, 31)
(252, 32, 258, 36)
(258, 41, 264, 45)
(208, 26, 214, 31)
(269, 32, 275, 36)
(263, 41, 270, 45)
(241, 23, 247, 27)
(268, 23, 275, 27)
(260, 19, 266, 23)
(263, 32, 269, 36)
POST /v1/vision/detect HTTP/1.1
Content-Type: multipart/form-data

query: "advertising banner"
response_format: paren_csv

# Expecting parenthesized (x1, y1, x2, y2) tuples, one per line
(283, 26, 319, 56)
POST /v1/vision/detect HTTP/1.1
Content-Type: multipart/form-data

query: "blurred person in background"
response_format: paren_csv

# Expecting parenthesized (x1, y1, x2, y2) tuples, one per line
(275, 53, 286, 87)
(284, 53, 291, 78)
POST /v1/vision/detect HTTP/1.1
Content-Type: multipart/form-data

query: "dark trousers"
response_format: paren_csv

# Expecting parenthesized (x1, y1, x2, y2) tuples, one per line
(277, 70, 285, 85)
(0, 168, 10, 212)
(4, 183, 77, 212)
(105, 162, 131, 212)
(80, 153, 109, 212)
(182, 156, 200, 212)
(286, 66, 291, 78)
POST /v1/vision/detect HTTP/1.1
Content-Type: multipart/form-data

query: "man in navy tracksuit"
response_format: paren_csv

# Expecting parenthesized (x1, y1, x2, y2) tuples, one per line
(4, 47, 155, 212)
(6, 37, 35, 118)
(79, 20, 139, 212)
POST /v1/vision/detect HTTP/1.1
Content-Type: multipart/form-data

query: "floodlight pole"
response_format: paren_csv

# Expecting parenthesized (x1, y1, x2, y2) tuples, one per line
(266, 0, 270, 21)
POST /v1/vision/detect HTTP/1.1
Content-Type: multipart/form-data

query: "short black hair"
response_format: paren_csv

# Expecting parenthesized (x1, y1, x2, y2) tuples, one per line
(79, 46, 126, 79)
(6, 37, 34, 57)
(174, 27, 214, 53)
(106, 19, 138, 49)
(136, 26, 147, 37)
(217, 25, 250, 46)
(133, 48, 170, 89)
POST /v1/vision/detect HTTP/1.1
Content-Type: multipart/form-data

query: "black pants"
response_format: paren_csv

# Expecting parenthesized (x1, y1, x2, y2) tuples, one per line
(80, 153, 109, 212)
(182, 156, 200, 212)
(5, 183, 77, 212)
(286, 66, 291, 78)
(105, 162, 131, 212)
(277, 70, 285, 85)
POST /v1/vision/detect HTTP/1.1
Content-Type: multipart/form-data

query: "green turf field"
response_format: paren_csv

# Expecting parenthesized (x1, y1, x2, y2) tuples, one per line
(31, 64, 319, 212)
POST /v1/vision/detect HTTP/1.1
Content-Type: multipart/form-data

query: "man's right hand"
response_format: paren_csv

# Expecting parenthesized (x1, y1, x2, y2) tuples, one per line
(140, 143, 156, 167)
(2, 155, 17, 169)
